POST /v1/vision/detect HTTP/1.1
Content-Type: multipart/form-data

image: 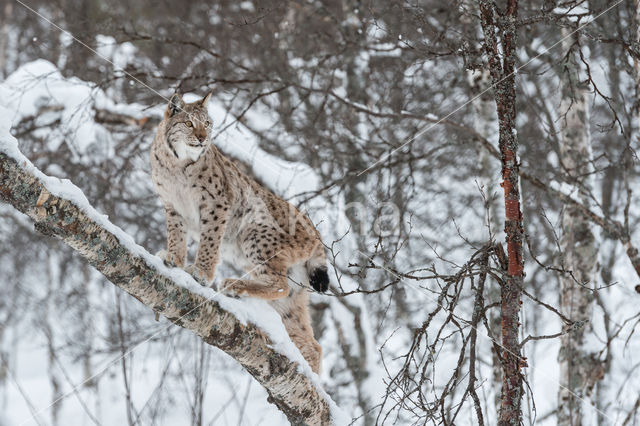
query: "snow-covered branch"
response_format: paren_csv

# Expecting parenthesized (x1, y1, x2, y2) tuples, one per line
(0, 116, 341, 426)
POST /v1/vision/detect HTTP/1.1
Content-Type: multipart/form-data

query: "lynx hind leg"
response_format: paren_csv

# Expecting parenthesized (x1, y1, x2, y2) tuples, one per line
(220, 226, 293, 299)
(282, 307, 322, 374)
(220, 272, 288, 300)
(219, 256, 290, 300)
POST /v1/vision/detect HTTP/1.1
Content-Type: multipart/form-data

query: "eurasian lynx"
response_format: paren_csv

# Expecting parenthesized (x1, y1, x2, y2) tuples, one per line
(150, 92, 328, 373)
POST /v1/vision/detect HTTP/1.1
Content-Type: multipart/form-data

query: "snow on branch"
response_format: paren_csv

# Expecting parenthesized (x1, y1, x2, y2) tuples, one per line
(0, 107, 344, 426)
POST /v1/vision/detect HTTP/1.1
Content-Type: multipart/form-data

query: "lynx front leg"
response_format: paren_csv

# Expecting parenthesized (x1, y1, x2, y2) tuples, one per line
(189, 199, 230, 285)
(158, 204, 187, 267)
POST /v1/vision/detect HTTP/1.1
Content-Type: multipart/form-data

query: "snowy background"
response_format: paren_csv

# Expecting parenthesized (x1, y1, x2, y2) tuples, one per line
(1, 1, 640, 425)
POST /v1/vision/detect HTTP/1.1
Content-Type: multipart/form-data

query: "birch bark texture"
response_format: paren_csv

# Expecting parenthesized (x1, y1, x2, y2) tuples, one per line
(556, 28, 600, 426)
(477, 1, 525, 424)
(0, 148, 334, 426)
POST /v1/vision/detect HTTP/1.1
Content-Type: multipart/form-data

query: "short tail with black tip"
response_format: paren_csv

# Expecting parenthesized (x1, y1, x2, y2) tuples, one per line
(305, 243, 329, 292)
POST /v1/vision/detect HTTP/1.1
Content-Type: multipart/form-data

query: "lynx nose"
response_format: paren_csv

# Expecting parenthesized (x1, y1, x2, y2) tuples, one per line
(197, 133, 207, 143)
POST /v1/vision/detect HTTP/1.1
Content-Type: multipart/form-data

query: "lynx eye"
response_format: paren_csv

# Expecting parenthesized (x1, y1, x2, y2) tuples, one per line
(205, 120, 211, 127)
(185, 121, 193, 127)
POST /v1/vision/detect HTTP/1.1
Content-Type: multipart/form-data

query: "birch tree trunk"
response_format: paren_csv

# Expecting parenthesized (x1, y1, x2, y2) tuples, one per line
(44, 254, 62, 426)
(634, 0, 640, 129)
(477, 1, 525, 424)
(0, 145, 335, 425)
(556, 28, 600, 426)
(0, 3, 11, 79)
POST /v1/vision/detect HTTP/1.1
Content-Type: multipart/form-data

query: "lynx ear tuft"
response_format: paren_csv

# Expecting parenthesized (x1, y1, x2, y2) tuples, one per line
(200, 90, 213, 107)
(168, 93, 185, 117)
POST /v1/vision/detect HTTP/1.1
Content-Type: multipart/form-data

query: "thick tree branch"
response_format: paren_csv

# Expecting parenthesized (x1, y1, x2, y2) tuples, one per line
(0, 142, 336, 425)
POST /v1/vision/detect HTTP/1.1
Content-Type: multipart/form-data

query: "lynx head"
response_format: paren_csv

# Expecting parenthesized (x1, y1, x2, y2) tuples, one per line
(163, 92, 213, 161)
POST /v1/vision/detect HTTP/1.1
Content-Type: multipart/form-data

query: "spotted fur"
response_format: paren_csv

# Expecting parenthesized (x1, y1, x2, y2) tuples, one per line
(150, 92, 327, 373)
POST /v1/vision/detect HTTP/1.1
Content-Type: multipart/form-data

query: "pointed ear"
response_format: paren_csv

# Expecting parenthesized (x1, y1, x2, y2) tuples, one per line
(200, 90, 213, 107)
(167, 93, 185, 117)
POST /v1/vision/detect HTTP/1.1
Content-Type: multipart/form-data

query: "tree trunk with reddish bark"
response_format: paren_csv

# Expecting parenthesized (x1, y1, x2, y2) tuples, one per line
(477, 1, 524, 424)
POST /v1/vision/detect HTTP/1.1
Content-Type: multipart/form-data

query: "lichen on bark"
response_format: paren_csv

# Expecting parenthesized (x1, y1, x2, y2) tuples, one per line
(477, 1, 525, 424)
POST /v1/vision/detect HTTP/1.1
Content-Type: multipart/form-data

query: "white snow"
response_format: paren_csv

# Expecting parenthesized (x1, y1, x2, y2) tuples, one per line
(1, 10, 640, 419)
(0, 114, 348, 421)
(0, 62, 350, 424)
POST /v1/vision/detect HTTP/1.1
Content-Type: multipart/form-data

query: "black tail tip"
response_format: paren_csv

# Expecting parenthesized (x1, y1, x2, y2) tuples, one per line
(309, 267, 329, 292)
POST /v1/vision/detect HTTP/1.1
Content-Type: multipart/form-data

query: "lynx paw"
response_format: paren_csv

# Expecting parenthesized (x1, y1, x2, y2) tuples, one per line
(185, 264, 211, 287)
(219, 278, 246, 298)
(155, 249, 172, 266)
(155, 250, 182, 268)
